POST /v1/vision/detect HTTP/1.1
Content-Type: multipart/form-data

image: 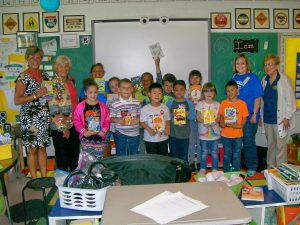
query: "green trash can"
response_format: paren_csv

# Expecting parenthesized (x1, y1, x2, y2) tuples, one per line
(100, 154, 192, 185)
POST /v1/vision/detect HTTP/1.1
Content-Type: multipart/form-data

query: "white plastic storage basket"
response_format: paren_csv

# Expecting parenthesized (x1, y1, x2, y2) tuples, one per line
(269, 173, 300, 204)
(58, 186, 108, 211)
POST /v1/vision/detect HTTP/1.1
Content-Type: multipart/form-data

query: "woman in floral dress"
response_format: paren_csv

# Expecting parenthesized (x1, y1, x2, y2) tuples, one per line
(48, 55, 79, 172)
(14, 47, 50, 179)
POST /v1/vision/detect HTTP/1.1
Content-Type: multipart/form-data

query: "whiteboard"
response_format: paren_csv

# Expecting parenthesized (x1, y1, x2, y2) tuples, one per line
(93, 19, 210, 86)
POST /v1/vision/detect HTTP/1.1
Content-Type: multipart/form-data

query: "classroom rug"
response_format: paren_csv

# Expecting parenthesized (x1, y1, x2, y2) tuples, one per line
(8, 186, 57, 224)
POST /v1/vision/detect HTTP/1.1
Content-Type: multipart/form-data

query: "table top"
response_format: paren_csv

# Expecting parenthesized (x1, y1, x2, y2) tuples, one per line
(101, 182, 252, 225)
(0, 150, 18, 175)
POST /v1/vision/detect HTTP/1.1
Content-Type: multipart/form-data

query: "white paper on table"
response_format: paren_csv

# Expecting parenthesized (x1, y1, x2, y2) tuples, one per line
(149, 42, 165, 60)
(131, 192, 208, 225)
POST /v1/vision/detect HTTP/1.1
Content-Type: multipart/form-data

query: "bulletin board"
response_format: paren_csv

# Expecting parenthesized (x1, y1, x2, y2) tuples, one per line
(39, 35, 93, 92)
(211, 32, 278, 102)
(285, 37, 300, 108)
(0, 35, 93, 122)
(0, 37, 25, 122)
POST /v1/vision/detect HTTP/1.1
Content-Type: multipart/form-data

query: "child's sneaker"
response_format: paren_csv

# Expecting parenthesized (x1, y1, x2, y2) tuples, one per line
(247, 170, 256, 177)
(199, 169, 206, 174)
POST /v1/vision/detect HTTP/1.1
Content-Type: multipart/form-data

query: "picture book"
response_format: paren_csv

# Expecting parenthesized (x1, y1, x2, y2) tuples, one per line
(173, 108, 186, 125)
(131, 76, 143, 92)
(272, 171, 300, 186)
(87, 116, 100, 132)
(149, 42, 165, 60)
(94, 78, 105, 94)
(152, 114, 165, 133)
(189, 85, 201, 102)
(278, 164, 300, 181)
(121, 109, 132, 125)
(224, 107, 237, 123)
(281, 163, 300, 176)
(278, 167, 300, 181)
(106, 94, 119, 106)
(42, 80, 54, 100)
(202, 108, 215, 124)
(241, 185, 264, 201)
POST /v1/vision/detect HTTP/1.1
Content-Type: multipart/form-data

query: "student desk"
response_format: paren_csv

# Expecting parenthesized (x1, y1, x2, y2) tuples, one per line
(102, 182, 252, 225)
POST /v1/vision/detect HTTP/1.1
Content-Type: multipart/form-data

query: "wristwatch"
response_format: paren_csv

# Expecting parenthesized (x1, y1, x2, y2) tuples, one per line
(251, 111, 257, 115)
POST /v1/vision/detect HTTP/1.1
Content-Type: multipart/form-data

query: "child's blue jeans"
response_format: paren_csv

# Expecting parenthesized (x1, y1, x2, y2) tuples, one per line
(200, 139, 219, 170)
(188, 120, 201, 164)
(115, 131, 139, 156)
(221, 136, 243, 172)
(169, 136, 189, 162)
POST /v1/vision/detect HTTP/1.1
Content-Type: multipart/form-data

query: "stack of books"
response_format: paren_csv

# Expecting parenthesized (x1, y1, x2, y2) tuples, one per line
(277, 163, 300, 183)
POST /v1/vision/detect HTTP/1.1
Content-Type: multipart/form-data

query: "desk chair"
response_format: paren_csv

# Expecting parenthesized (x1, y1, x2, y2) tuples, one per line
(22, 177, 56, 225)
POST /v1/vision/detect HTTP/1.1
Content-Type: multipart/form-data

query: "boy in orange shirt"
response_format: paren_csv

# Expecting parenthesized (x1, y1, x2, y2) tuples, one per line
(218, 80, 249, 172)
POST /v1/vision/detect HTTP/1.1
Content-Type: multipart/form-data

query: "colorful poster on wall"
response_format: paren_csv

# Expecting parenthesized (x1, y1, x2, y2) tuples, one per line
(0, 38, 25, 79)
(0, 38, 24, 121)
(296, 52, 300, 100)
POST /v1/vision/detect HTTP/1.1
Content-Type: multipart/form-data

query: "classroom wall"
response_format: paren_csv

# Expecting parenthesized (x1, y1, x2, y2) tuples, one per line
(1, 1, 300, 36)
(1, 0, 300, 148)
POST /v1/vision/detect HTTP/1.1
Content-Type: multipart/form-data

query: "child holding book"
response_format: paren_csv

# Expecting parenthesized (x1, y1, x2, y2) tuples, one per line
(196, 82, 220, 174)
(218, 80, 249, 172)
(155, 57, 176, 103)
(73, 78, 110, 169)
(79, 63, 109, 103)
(134, 72, 153, 106)
(110, 78, 141, 155)
(187, 70, 203, 166)
(167, 80, 196, 162)
(140, 83, 170, 155)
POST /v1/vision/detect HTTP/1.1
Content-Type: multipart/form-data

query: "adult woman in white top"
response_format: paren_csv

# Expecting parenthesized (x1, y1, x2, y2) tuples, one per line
(261, 54, 296, 168)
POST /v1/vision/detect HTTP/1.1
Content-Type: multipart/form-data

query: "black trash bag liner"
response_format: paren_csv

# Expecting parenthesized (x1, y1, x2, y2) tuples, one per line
(100, 154, 192, 185)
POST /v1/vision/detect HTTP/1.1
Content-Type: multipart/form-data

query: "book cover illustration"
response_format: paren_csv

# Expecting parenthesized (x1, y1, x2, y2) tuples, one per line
(94, 78, 105, 94)
(149, 42, 165, 60)
(106, 94, 119, 106)
(42, 80, 54, 100)
(131, 76, 143, 92)
(241, 185, 264, 201)
(202, 108, 215, 124)
(87, 116, 101, 132)
(173, 108, 186, 125)
(224, 107, 237, 123)
(190, 85, 202, 102)
(281, 163, 300, 176)
(121, 109, 132, 125)
(278, 163, 300, 181)
(152, 114, 165, 133)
